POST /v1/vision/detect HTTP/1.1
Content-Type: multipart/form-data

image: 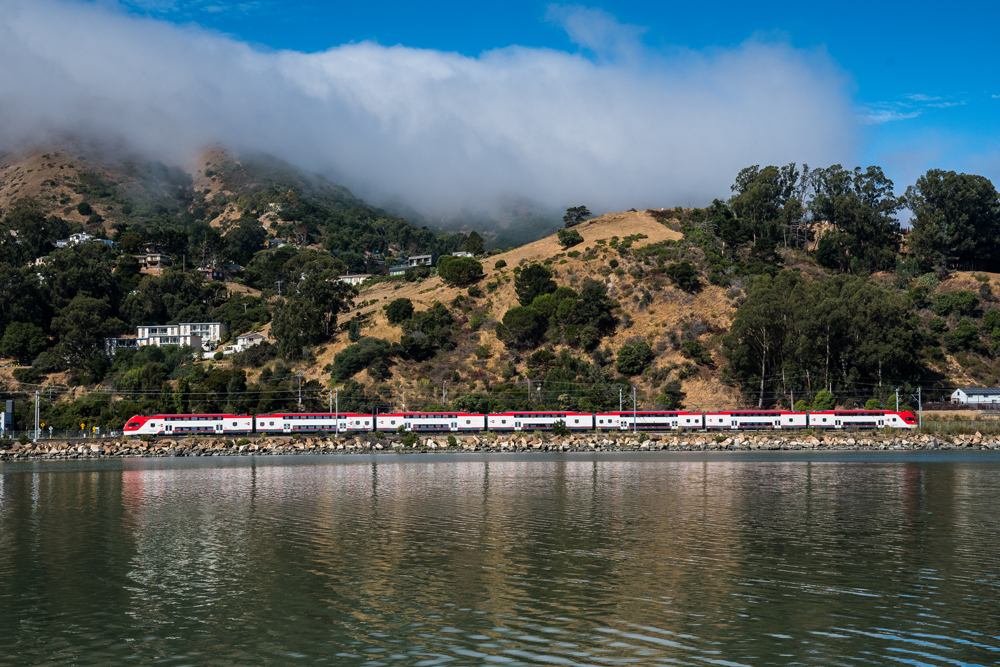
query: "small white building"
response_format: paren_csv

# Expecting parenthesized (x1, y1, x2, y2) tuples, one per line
(233, 331, 268, 353)
(451, 251, 474, 258)
(104, 337, 140, 357)
(179, 322, 228, 345)
(56, 232, 116, 250)
(950, 388, 1000, 405)
(136, 325, 203, 351)
(388, 265, 408, 277)
(339, 274, 373, 286)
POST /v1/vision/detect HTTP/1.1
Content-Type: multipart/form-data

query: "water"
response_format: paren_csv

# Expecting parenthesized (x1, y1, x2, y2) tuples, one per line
(2, 451, 1000, 666)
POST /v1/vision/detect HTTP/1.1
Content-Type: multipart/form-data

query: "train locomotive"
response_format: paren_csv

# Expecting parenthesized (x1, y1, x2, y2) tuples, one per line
(123, 409, 917, 437)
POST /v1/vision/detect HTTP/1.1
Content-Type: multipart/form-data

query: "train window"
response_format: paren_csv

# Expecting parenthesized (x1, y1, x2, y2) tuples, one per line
(599, 419, 603, 424)
(365, 421, 370, 425)
(466, 420, 470, 424)
(574, 419, 579, 424)
(391, 420, 396, 425)
(502, 419, 507, 424)
(232, 422, 237, 426)
(822, 418, 827, 422)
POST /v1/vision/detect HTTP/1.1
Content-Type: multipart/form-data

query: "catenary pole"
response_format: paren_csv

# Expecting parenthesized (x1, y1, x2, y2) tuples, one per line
(632, 386, 637, 435)
(34, 391, 39, 442)
(918, 386, 922, 428)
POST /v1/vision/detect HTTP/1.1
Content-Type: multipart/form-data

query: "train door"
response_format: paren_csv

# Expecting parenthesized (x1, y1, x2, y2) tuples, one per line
(215, 423, 223, 433)
(672, 420, 678, 430)
(835, 419, 841, 428)
(451, 421, 457, 431)
(283, 422, 291, 433)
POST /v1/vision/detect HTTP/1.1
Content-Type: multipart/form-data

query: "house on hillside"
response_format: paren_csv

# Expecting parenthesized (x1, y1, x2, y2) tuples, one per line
(55, 232, 116, 250)
(451, 251, 474, 258)
(104, 337, 140, 358)
(136, 325, 202, 351)
(135, 250, 172, 273)
(339, 274, 373, 286)
(233, 331, 268, 353)
(950, 388, 1000, 405)
(388, 264, 408, 277)
(407, 254, 433, 267)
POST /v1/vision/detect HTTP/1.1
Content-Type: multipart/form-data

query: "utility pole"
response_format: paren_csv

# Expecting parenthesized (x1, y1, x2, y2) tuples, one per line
(895, 387, 899, 412)
(632, 386, 637, 435)
(34, 391, 39, 442)
(619, 388, 623, 412)
(275, 280, 283, 296)
(329, 389, 332, 413)
(295, 374, 303, 409)
(918, 386, 922, 428)
(443, 380, 448, 405)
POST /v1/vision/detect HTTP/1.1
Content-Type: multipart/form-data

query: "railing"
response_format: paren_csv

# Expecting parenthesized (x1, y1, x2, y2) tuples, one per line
(1, 430, 121, 441)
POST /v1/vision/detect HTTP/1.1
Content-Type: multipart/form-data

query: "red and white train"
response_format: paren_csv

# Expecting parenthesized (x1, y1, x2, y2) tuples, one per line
(123, 409, 918, 436)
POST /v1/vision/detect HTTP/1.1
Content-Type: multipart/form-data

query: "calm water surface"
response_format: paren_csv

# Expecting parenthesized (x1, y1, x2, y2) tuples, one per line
(1, 451, 999, 666)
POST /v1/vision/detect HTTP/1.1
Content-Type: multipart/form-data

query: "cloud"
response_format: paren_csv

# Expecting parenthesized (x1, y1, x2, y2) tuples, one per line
(544, 5, 646, 59)
(0, 0, 860, 216)
(861, 108, 921, 124)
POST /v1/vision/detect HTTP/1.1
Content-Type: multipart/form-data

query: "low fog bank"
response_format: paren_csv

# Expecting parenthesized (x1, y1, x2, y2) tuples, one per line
(0, 0, 860, 219)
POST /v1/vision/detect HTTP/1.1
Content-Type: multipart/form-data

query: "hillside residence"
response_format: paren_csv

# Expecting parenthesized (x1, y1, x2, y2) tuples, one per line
(388, 264, 408, 276)
(104, 336, 140, 358)
(55, 232, 117, 250)
(339, 273, 372, 286)
(407, 254, 433, 267)
(233, 331, 268, 353)
(451, 251, 474, 258)
(950, 388, 1000, 404)
(136, 326, 203, 351)
(197, 266, 226, 282)
(135, 251, 172, 273)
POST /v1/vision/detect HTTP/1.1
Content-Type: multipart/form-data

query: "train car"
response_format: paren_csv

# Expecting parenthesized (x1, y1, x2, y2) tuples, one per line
(807, 410, 917, 430)
(487, 412, 593, 432)
(255, 413, 372, 434)
(596, 411, 704, 431)
(705, 411, 808, 430)
(375, 412, 486, 432)
(123, 414, 254, 436)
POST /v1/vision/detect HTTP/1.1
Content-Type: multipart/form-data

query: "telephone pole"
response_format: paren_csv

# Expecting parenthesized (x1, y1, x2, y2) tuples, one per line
(918, 386, 922, 428)
(275, 280, 283, 296)
(34, 391, 39, 442)
(632, 386, 637, 435)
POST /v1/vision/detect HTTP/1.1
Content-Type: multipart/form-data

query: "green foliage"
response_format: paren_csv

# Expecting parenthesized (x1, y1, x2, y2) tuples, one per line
(928, 316, 948, 334)
(722, 271, 916, 407)
(515, 263, 556, 306)
(557, 228, 584, 248)
(552, 420, 570, 436)
(943, 318, 981, 352)
(680, 340, 713, 366)
(331, 337, 392, 380)
(563, 206, 591, 228)
(385, 298, 414, 324)
(446, 434, 458, 447)
(76, 202, 93, 216)
(811, 389, 836, 410)
(664, 261, 701, 292)
(0, 322, 47, 365)
(400, 302, 453, 360)
(794, 399, 811, 412)
(865, 398, 883, 409)
(905, 169, 1000, 271)
(437, 255, 484, 286)
(934, 291, 979, 318)
(615, 341, 653, 375)
(402, 432, 417, 447)
(348, 316, 361, 342)
(496, 306, 545, 349)
(474, 343, 492, 359)
(983, 310, 1000, 342)
(655, 380, 685, 409)
(463, 231, 485, 255)
(494, 259, 507, 270)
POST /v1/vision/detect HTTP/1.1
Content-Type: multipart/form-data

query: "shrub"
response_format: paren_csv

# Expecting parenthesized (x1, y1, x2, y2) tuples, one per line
(552, 420, 570, 436)
(236, 438, 250, 446)
(680, 340, 713, 366)
(664, 261, 701, 292)
(438, 255, 485, 286)
(609, 258, 619, 269)
(446, 434, 457, 447)
(474, 344, 492, 359)
(331, 337, 392, 380)
(467, 284, 482, 298)
(402, 432, 417, 447)
(616, 341, 653, 375)
(12, 367, 42, 384)
(76, 201, 93, 216)
(557, 228, 584, 248)
(494, 259, 507, 270)
(944, 317, 981, 351)
(865, 398, 882, 410)
(213, 351, 223, 361)
(514, 264, 557, 306)
(656, 380, 685, 409)
(385, 298, 414, 324)
(794, 399, 811, 412)
(812, 389, 836, 410)
(495, 306, 546, 349)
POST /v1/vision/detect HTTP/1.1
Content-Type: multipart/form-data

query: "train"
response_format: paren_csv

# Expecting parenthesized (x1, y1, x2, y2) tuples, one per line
(122, 409, 918, 436)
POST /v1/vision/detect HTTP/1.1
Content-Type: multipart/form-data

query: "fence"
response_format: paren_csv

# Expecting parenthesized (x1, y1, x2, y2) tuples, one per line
(1, 430, 121, 441)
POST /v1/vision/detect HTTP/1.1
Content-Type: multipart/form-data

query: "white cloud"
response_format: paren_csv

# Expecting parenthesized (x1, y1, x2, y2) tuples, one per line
(0, 0, 860, 216)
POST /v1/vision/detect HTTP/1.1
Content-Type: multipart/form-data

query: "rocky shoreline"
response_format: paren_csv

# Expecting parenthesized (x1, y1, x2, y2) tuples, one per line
(1, 431, 998, 460)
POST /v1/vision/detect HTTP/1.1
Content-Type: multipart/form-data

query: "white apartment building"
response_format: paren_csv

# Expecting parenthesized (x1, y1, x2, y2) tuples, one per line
(136, 325, 203, 352)
(179, 322, 228, 344)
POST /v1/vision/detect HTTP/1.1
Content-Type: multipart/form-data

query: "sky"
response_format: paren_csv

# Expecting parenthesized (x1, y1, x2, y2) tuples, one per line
(0, 0, 997, 218)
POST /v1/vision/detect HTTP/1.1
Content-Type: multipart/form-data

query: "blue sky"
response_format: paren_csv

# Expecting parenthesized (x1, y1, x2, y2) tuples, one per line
(114, 0, 1000, 196)
(2, 0, 996, 215)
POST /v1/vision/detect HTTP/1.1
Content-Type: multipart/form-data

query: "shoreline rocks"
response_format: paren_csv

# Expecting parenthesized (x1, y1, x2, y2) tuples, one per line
(0, 431, 996, 461)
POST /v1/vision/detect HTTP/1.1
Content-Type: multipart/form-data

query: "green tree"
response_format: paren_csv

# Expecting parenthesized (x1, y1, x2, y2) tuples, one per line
(348, 316, 361, 342)
(811, 389, 835, 410)
(495, 306, 545, 349)
(225, 216, 268, 266)
(331, 337, 393, 380)
(615, 341, 653, 375)
(656, 380, 685, 409)
(0, 322, 47, 365)
(905, 169, 1000, 271)
(809, 165, 902, 274)
(515, 263, 556, 306)
(664, 261, 701, 292)
(437, 255, 484, 286)
(557, 228, 584, 248)
(50, 296, 125, 368)
(865, 398, 883, 410)
(463, 231, 485, 255)
(563, 206, 591, 228)
(385, 298, 414, 324)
